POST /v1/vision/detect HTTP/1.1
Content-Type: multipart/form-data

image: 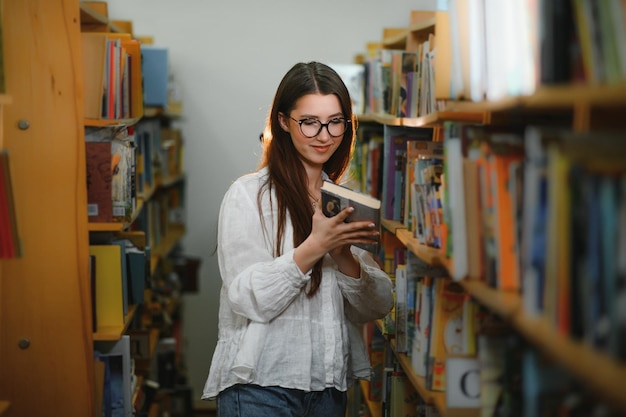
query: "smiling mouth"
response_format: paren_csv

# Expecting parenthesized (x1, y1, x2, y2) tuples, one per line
(313, 145, 331, 152)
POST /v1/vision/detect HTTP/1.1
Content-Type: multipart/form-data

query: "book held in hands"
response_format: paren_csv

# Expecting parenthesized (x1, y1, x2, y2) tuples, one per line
(321, 180, 381, 253)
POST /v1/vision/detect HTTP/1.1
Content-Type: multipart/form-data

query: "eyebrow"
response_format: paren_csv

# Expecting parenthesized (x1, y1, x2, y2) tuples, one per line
(297, 112, 344, 120)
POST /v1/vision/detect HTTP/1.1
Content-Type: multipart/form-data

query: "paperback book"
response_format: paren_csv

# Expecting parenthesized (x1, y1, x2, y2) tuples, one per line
(321, 180, 381, 253)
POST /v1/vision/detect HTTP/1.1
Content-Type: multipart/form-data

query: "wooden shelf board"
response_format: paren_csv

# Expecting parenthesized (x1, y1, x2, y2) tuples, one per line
(87, 221, 125, 232)
(143, 106, 182, 119)
(409, 16, 437, 33)
(84, 117, 141, 127)
(79, 1, 125, 33)
(358, 109, 485, 128)
(392, 341, 446, 416)
(381, 218, 406, 234)
(447, 83, 626, 114)
(159, 173, 186, 188)
(395, 229, 448, 267)
(359, 380, 382, 417)
(149, 223, 186, 272)
(93, 304, 137, 341)
(88, 198, 145, 232)
(460, 280, 521, 318)
(382, 27, 407, 48)
(138, 184, 156, 202)
(79, 1, 108, 25)
(357, 113, 403, 126)
(512, 313, 626, 413)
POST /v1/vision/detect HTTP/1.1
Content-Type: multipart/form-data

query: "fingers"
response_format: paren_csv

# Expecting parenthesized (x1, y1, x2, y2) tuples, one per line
(334, 206, 354, 222)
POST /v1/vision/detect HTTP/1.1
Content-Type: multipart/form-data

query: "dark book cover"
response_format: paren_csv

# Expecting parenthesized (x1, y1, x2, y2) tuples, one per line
(321, 180, 381, 253)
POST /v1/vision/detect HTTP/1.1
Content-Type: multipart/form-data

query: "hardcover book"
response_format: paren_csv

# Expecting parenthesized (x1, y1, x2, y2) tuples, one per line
(320, 180, 381, 253)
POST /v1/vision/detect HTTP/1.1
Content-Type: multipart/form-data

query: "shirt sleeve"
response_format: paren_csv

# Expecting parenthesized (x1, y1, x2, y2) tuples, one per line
(217, 178, 310, 323)
(336, 247, 394, 324)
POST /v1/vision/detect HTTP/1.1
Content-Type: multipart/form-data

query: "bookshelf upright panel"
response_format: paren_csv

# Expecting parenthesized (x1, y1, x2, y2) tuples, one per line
(0, 0, 93, 416)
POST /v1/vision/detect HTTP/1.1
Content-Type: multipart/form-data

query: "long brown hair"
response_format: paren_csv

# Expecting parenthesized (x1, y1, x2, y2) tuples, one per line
(258, 62, 356, 297)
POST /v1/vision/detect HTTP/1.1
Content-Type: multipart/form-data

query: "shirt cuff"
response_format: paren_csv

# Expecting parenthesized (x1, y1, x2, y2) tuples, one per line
(286, 248, 312, 285)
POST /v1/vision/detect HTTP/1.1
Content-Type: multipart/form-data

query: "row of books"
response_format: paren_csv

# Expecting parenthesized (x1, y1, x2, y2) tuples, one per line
(355, 0, 626, 118)
(81, 32, 143, 120)
(371, 241, 620, 415)
(135, 118, 185, 198)
(362, 44, 443, 119)
(439, 123, 626, 361)
(90, 236, 194, 415)
(89, 234, 149, 334)
(86, 119, 185, 225)
(81, 28, 176, 121)
(94, 333, 192, 417)
(349, 124, 437, 224)
(86, 126, 137, 223)
(362, 321, 440, 417)
(349, 124, 445, 248)
(129, 184, 186, 254)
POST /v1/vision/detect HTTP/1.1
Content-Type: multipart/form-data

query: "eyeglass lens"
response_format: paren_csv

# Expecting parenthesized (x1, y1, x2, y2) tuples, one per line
(299, 118, 347, 138)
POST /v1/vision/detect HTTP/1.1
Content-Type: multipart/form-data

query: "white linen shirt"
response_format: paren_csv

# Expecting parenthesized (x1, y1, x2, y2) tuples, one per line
(202, 168, 394, 399)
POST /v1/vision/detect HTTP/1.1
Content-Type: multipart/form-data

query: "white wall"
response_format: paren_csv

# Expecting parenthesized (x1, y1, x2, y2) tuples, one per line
(106, 0, 437, 406)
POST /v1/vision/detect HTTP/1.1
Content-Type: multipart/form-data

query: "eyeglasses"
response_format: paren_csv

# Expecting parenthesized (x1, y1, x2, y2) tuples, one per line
(289, 116, 350, 138)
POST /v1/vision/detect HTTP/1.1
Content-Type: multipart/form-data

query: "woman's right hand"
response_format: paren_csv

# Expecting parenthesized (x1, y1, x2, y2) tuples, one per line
(294, 204, 378, 274)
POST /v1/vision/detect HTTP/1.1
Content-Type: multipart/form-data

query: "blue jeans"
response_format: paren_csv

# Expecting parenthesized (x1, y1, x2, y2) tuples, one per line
(217, 384, 347, 417)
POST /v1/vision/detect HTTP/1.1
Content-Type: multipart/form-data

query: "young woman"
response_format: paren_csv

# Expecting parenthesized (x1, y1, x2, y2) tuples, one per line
(202, 62, 394, 417)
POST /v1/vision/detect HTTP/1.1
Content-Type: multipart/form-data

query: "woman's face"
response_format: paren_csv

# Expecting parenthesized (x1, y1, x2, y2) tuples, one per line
(280, 93, 345, 170)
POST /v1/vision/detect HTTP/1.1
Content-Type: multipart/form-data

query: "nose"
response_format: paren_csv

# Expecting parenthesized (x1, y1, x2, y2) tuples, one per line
(316, 125, 332, 141)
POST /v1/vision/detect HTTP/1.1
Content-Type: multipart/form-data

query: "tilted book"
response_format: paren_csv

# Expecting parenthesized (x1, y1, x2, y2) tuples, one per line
(320, 180, 381, 253)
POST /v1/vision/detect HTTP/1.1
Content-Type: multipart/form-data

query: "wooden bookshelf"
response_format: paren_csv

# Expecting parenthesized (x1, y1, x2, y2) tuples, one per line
(367, 68, 625, 410)
(359, 380, 382, 417)
(384, 210, 626, 415)
(372, 146, 626, 415)
(0, 2, 188, 415)
(1, 1, 94, 415)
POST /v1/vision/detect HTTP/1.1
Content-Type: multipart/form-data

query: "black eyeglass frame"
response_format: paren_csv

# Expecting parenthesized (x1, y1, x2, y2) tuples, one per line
(288, 116, 351, 138)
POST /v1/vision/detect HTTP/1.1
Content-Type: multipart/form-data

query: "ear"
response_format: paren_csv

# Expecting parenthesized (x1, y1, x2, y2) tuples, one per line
(278, 113, 290, 132)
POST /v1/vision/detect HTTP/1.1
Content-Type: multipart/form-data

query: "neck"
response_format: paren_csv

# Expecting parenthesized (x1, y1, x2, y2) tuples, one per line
(306, 165, 323, 188)
(307, 168, 323, 202)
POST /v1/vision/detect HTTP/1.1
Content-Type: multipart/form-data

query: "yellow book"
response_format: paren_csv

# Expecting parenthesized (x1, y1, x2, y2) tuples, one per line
(89, 244, 124, 331)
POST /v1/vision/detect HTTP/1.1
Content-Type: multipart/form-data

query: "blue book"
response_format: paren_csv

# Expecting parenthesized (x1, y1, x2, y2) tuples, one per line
(112, 239, 129, 316)
(95, 336, 133, 417)
(140, 46, 169, 107)
(126, 246, 146, 305)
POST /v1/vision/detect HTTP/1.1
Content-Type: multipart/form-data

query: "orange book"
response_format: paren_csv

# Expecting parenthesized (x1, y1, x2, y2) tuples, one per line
(488, 145, 524, 291)
(120, 39, 144, 118)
